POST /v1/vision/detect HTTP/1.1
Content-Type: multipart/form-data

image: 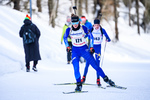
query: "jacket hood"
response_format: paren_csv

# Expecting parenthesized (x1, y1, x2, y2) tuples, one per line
(23, 19, 32, 26)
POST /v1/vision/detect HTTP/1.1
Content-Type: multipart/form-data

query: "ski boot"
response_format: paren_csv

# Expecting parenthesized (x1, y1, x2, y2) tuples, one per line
(32, 66, 38, 72)
(26, 66, 30, 72)
(103, 75, 115, 86)
(75, 82, 82, 92)
(81, 76, 86, 83)
(97, 78, 101, 86)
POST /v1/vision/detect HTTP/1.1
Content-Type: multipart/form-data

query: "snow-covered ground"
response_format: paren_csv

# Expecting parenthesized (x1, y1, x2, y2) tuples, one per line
(0, 4, 150, 100)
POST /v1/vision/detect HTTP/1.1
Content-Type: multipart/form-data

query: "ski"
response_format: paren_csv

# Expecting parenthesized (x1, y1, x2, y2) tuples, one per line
(107, 85, 127, 90)
(54, 82, 106, 89)
(54, 83, 76, 85)
(63, 91, 88, 94)
(98, 86, 106, 89)
(54, 83, 96, 86)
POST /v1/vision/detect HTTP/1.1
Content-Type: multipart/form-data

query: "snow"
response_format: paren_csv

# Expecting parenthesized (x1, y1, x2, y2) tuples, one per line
(0, 3, 150, 100)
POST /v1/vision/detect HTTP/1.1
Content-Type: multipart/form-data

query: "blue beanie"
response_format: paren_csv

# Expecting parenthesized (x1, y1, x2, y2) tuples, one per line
(94, 19, 100, 24)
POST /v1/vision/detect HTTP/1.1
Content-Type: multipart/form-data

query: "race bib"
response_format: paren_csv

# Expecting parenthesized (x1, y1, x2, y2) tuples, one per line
(70, 28, 87, 47)
(92, 28, 103, 44)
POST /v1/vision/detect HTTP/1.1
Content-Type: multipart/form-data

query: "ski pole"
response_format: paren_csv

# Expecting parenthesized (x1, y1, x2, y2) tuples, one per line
(95, 53, 101, 57)
(100, 40, 107, 68)
(72, 6, 77, 14)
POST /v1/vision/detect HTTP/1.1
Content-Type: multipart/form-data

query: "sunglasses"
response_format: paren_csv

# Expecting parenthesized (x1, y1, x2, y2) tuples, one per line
(72, 21, 79, 25)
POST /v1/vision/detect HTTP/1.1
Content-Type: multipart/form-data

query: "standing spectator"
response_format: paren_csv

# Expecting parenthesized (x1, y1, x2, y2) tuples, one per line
(19, 15, 41, 72)
(61, 16, 72, 64)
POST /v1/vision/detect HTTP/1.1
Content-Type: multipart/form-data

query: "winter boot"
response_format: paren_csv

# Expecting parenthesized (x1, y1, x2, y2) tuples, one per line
(67, 61, 70, 64)
(103, 75, 115, 86)
(81, 76, 86, 83)
(32, 66, 38, 72)
(26, 66, 30, 72)
(75, 82, 82, 92)
(97, 78, 101, 86)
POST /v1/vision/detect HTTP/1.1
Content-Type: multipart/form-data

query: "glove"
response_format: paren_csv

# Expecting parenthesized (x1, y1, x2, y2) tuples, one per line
(90, 47, 95, 54)
(106, 38, 110, 42)
(66, 47, 71, 52)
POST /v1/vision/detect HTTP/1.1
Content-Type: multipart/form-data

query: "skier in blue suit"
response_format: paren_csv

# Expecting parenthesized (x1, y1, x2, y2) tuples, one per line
(80, 16, 93, 32)
(81, 19, 111, 86)
(64, 14, 115, 91)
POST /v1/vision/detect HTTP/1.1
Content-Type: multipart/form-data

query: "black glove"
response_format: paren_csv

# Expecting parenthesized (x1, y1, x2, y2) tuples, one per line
(90, 47, 95, 54)
(66, 47, 71, 52)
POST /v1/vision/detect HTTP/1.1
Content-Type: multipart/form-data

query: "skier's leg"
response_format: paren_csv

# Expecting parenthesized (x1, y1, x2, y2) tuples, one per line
(72, 52, 81, 82)
(67, 42, 72, 64)
(82, 50, 105, 78)
(81, 61, 90, 83)
(72, 51, 82, 91)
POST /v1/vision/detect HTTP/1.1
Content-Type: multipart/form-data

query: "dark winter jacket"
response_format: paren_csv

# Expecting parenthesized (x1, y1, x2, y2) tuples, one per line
(19, 19, 41, 63)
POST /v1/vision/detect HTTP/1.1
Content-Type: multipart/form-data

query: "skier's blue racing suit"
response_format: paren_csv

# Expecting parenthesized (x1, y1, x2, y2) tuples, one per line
(64, 25, 106, 82)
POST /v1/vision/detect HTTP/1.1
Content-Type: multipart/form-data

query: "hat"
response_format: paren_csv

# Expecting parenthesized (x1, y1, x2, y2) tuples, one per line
(66, 16, 71, 20)
(25, 14, 31, 20)
(81, 16, 86, 20)
(94, 19, 100, 24)
(71, 16, 79, 22)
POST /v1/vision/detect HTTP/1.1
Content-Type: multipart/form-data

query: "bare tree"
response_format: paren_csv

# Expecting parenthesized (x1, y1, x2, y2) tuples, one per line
(55, 0, 59, 18)
(85, 0, 88, 14)
(48, 0, 55, 27)
(136, 0, 140, 35)
(114, 0, 119, 41)
(129, 0, 131, 26)
(78, 0, 82, 16)
(37, 0, 42, 12)
(93, 0, 97, 14)
(7, 0, 20, 10)
(95, 0, 103, 19)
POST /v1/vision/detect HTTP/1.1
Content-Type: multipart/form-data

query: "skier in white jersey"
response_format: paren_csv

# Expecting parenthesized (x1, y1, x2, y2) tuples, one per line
(81, 18, 111, 86)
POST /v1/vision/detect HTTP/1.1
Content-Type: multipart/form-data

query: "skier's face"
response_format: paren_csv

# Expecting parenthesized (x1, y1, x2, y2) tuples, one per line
(73, 24, 79, 28)
(94, 24, 100, 30)
(67, 18, 71, 22)
(81, 18, 86, 24)
(72, 21, 79, 28)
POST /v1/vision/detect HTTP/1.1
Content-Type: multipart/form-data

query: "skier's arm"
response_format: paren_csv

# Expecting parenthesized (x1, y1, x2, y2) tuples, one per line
(82, 25, 94, 47)
(63, 28, 70, 47)
(102, 28, 111, 42)
(61, 25, 67, 43)
(89, 32, 94, 47)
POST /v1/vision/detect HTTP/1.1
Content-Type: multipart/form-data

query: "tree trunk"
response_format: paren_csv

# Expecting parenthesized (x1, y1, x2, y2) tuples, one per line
(129, 0, 131, 26)
(93, 0, 97, 14)
(37, 0, 42, 12)
(114, 0, 119, 41)
(78, 0, 82, 16)
(13, 0, 20, 10)
(136, 0, 140, 35)
(55, 0, 59, 18)
(85, 0, 88, 14)
(143, 0, 147, 33)
(96, 0, 103, 19)
(48, 0, 55, 27)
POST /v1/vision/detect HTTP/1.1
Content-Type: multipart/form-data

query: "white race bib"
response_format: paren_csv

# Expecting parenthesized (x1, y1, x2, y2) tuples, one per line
(92, 28, 103, 44)
(70, 28, 87, 47)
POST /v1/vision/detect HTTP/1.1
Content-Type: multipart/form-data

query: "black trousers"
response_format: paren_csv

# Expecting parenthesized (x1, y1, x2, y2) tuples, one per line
(26, 60, 38, 67)
(67, 42, 72, 62)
